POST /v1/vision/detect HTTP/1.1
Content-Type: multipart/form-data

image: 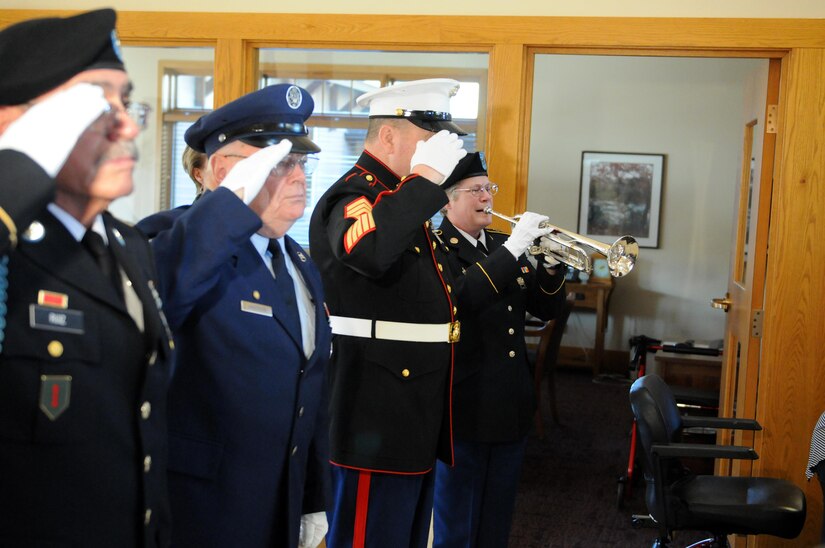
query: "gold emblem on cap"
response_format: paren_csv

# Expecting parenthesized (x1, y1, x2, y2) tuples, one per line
(395, 108, 405, 116)
(47, 340, 64, 358)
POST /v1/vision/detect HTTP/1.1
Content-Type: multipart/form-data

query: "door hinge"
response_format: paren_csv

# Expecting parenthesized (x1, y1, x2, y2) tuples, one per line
(766, 105, 778, 134)
(751, 309, 764, 338)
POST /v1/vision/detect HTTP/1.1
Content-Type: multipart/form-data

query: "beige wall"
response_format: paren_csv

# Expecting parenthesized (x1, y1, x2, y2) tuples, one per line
(6, 0, 825, 17)
(528, 55, 765, 351)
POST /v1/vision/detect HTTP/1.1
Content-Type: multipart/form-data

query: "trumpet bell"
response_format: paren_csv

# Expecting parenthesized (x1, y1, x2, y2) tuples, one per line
(607, 236, 639, 278)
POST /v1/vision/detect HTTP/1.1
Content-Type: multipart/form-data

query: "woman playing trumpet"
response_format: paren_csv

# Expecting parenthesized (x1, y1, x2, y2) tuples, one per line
(432, 152, 568, 548)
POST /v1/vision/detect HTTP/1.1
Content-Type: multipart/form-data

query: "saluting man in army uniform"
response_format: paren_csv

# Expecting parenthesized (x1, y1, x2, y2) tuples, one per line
(309, 79, 467, 548)
(0, 10, 174, 547)
(433, 152, 566, 548)
(137, 84, 331, 548)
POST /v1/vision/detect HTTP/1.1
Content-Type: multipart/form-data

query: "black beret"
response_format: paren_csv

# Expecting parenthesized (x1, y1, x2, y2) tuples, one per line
(0, 9, 125, 106)
(185, 84, 321, 156)
(442, 151, 488, 190)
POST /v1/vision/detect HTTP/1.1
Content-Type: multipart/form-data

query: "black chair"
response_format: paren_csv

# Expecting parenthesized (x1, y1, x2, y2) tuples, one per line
(629, 374, 806, 547)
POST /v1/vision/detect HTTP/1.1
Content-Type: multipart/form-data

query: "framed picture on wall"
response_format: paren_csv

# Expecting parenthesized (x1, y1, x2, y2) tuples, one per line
(578, 151, 665, 248)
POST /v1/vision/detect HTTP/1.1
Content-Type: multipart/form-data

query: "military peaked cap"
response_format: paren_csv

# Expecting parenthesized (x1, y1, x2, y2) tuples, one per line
(185, 84, 321, 156)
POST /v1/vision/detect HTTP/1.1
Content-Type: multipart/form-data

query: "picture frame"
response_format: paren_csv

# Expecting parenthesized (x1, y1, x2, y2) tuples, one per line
(578, 151, 665, 249)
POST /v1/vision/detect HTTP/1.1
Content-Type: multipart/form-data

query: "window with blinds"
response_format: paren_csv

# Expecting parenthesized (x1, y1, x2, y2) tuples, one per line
(161, 54, 486, 248)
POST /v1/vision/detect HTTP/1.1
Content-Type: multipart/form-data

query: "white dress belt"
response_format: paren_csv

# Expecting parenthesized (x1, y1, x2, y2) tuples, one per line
(329, 315, 460, 343)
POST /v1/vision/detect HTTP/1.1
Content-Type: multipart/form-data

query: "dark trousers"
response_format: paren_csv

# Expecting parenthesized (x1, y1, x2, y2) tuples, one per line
(432, 437, 528, 548)
(327, 464, 435, 548)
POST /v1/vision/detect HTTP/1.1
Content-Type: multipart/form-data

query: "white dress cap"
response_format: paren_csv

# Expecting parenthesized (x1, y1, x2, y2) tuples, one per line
(356, 78, 466, 135)
(356, 78, 460, 117)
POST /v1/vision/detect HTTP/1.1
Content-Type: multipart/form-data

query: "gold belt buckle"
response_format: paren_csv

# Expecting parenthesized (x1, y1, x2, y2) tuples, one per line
(448, 321, 461, 343)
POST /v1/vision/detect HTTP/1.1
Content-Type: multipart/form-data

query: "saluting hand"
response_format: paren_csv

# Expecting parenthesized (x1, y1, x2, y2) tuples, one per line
(220, 139, 293, 205)
(0, 83, 110, 177)
(409, 129, 467, 184)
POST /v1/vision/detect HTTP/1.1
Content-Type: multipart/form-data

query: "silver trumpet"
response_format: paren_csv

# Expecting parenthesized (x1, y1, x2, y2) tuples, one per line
(484, 207, 639, 278)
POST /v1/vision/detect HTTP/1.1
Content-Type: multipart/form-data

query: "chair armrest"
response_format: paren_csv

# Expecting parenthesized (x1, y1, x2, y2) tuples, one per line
(652, 442, 758, 460)
(681, 415, 762, 431)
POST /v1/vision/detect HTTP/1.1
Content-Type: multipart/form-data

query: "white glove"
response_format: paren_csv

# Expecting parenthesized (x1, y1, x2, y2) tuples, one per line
(0, 83, 110, 177)
(409, 129, 467, 184)
(219, 139, 293, 205)
(538, 235, 563, 268)
(298, 511, 328, 548)
(502, 211, 554, 258)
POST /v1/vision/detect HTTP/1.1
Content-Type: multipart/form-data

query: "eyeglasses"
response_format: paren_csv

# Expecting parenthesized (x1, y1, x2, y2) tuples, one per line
(106, 101, 152, 131)
(452, 183, 499, 197)
(217, 152, 318, 178)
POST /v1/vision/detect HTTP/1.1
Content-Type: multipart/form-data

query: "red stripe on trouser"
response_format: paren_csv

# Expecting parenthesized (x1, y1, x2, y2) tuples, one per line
(353, 470, 372, 548)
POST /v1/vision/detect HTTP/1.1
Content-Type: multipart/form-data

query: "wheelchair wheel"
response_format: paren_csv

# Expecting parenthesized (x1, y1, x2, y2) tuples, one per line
(616, 475, 627, 509)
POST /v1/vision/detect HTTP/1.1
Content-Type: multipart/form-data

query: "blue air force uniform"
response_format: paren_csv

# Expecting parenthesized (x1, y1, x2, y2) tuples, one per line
(137, 84, 331, 548)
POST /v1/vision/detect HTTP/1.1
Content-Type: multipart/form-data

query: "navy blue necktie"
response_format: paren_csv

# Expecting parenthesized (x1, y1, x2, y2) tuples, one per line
(268, 240, 301, 338)
(477, 239, 489, 256)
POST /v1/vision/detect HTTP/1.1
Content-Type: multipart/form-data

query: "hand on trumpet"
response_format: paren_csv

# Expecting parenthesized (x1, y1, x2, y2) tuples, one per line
(502, 211, 554, 259)
(538, 236, 563, 269)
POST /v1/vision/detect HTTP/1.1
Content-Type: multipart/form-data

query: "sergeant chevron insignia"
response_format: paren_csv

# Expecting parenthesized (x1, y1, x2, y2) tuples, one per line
(343, 196, 376, 253)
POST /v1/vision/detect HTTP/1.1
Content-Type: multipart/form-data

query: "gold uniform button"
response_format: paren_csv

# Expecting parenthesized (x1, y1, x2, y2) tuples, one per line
(144, 509, 152, 525)
(432, 242, 437, 250)
(509, 350, 516, 358)
(453, 306, 458, 315)
(508, 328, 515, 335)
(147, 351, 157, 366)
(168, 339, 175, 350)
(414, 246, 420, 254)
(144, 455, 152, 473)
(507, 305, 513, 312)
(449, 237, 459, 245)
(438, 263, 443, 272)
(47, 340, 64, 358)
(401, 368, 410, 378)
(446, 284, 452, 293)
(365, 174, 374, 182)
(253, 290, 261, 300)
(140, 401, 152, 420)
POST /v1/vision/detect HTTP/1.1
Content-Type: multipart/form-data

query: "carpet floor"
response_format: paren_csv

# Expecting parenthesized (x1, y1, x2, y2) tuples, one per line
(509, 368, 710, 547)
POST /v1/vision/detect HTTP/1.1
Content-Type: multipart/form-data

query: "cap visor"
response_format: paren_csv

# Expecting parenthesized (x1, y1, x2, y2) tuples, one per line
(409, 119, 468, 136)
(240, 134, 321, 154)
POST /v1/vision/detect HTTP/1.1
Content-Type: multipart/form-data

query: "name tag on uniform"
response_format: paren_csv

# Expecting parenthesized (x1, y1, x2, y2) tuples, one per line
(29, 304, 84, 334)
(240, 300, 272, 317)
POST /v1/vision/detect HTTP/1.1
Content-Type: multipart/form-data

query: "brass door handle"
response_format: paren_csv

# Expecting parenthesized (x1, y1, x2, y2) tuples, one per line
(712, 294, 732, 312)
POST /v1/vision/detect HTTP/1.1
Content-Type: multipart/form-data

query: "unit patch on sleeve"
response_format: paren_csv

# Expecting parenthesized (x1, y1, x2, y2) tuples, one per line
(343, 196, 376, 253)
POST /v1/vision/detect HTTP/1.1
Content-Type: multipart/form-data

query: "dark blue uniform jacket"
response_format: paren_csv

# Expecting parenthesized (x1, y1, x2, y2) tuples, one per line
(138, 188, 331, 548)
(0, 153, 173, 547)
